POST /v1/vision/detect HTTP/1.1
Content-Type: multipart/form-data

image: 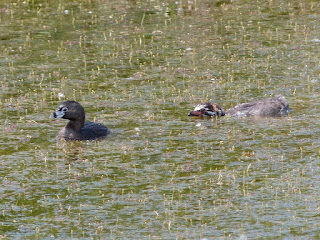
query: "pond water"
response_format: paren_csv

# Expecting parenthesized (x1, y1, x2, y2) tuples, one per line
(1, 0, 320, 239)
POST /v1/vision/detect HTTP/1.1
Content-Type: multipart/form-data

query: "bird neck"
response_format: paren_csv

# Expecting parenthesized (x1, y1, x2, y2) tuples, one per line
(66, 118, 85, 131)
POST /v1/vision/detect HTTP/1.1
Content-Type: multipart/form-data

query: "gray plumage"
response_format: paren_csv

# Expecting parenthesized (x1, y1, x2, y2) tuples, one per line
(225, 96, 290, 117)
(188, 96, 291, 118)
(51, 101, 110, 141)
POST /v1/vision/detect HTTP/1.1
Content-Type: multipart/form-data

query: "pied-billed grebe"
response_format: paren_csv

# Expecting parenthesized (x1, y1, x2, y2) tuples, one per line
(188, 96, 290, 117)
(188, 103, 225, 117)
(51, 100, 110, 140)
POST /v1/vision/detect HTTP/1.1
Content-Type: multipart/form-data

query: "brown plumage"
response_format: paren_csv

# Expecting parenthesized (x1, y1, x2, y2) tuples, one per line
(51, 101, 110, 141)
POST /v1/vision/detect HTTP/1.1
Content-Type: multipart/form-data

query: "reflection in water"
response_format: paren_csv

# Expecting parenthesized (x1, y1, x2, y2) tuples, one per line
(58, 140, 85, 162)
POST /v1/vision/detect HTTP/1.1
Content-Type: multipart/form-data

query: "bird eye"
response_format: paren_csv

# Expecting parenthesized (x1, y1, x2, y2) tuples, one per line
(58, 107, 68, 112)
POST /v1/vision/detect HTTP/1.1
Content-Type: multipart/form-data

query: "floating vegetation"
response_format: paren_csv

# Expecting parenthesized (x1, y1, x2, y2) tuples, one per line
(1, 0, 320, 239)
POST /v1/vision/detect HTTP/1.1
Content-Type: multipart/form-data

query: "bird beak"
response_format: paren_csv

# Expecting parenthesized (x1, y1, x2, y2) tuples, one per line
(50, 110, 65, 119)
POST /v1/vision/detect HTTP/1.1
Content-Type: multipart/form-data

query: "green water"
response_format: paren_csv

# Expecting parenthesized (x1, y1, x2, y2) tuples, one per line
(1, 0, 320, 239)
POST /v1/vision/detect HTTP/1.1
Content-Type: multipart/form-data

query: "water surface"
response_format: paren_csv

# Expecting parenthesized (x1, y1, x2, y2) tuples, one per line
(1, 0, 320, 239)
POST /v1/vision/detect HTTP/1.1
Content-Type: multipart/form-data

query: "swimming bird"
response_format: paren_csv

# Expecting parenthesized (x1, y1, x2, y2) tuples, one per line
(51, 100, 110, 140)
(188, 96, 290, 117)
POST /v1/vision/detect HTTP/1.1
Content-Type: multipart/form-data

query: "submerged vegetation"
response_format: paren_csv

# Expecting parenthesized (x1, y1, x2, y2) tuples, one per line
(1, 0, 320, 239)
